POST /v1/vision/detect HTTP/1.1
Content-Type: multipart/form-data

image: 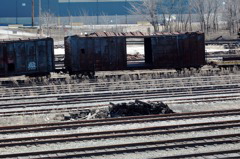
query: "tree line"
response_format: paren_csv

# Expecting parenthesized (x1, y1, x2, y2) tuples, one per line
(129, 0, 240, 34)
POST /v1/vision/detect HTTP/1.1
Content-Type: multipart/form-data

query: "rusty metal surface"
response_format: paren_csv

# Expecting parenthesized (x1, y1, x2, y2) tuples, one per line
(0, 38, 54, 77)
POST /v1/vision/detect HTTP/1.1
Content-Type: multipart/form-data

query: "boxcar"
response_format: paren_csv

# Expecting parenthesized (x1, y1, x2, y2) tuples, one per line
(64, 33, 127, 76)
(0, 38, 55, 77)
(64, 32, 205, 76)
(151, 32, 205, 69)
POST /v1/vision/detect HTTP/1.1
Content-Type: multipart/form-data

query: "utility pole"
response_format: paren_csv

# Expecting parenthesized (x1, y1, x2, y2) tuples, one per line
(16, 0, 18, 24)
(97, 0, 99, 24)
(39, 0, 42, 29)
(32, 0, 34, 27)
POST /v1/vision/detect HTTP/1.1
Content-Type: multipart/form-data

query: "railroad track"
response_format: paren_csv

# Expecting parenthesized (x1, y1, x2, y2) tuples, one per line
(1, 109, 240, 134)
(0, 74, 240, 97)
(1, 134, 240, 158)
(0, 74, 239, 115)
(1, 109, 240, 158)
(0, 66, 228, 87)
(0, 119, 240, 147)
(0, 83, 240, 112)
(205, 39, 240, 45)
(1, 93, 240, 117)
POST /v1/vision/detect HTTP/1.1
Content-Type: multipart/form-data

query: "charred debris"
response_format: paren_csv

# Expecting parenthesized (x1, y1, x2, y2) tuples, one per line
(63, 100, 174, 120)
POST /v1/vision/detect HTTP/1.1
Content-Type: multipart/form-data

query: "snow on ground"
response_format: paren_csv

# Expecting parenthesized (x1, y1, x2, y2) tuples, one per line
(205, 45, 240, 53)
(127, 45, 144, 55)
(54, 48, 65, 55)
(0, 29, 40, 40)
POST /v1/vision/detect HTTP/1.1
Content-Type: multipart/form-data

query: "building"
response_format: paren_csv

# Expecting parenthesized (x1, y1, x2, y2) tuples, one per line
(0, 0, 189, 26)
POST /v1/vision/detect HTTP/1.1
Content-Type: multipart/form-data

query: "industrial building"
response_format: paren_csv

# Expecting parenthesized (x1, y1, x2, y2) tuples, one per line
(0, 0, 189, 26)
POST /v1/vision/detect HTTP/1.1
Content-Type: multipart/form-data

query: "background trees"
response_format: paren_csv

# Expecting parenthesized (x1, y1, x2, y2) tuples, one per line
(129, 0, 240, 36)
(128, 0, 161, 33)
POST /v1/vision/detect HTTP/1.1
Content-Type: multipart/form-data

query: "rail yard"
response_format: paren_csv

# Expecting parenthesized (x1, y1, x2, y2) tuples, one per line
(1, 32, 240, 158)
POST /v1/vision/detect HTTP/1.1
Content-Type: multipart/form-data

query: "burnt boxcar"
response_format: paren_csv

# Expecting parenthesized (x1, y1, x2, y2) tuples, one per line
(64, 31, 205, 76)
(64, 33, 127, 76)
(151, 32, 205, 69)
(0, 38, 55, 77)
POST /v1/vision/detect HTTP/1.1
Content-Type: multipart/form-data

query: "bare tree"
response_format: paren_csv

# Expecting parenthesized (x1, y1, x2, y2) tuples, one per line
(190, 0, 205, 31)
(205, 0, 214, 33)
(184, 2, 193, 31)
(175, 0, 186, 31)
(128, 0, 160, 33)
(160, 0, 178, 32)
(40, 11, 57, 37)
(224, 0, 240, 34)
(212, 0, 221, 32)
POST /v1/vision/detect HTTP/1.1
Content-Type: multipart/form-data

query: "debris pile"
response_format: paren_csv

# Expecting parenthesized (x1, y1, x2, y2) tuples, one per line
(62, 100, 174, 120)
(109, 100, 174, 117)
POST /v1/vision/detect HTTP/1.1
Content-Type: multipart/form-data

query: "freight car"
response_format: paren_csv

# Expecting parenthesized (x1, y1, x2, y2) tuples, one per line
(0, 38, 54, 77)
(64, 31, 205, 77)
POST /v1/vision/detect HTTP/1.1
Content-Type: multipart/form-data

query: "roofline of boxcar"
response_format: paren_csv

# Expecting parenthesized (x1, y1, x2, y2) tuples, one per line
(0, 37, 54, 43)
(65, 31, 204, 39)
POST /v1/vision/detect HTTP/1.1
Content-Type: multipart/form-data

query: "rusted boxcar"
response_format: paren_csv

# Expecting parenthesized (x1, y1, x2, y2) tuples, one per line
(0, 38, 54, 77)
(151, 32, 205, 69)
(64, 31, 205, 75)
(65, 33, 127, 76)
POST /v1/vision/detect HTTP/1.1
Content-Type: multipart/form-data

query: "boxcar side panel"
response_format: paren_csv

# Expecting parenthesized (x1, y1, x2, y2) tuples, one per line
(86, 38, 95, 71)
(151, 36, 180, 68)
(64, 36, 71, 72)
(37, 40, 48, 72)
(46, 38, 55, 72)
(197, 33, 205, 66)
(0, 44, 5, 75)
(94, 38, 103, 71)
(25, 41, 37, 73)
(14, 42, 26, 73)
(71, 36, 81, 72)
(6, 43, 16, 74)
